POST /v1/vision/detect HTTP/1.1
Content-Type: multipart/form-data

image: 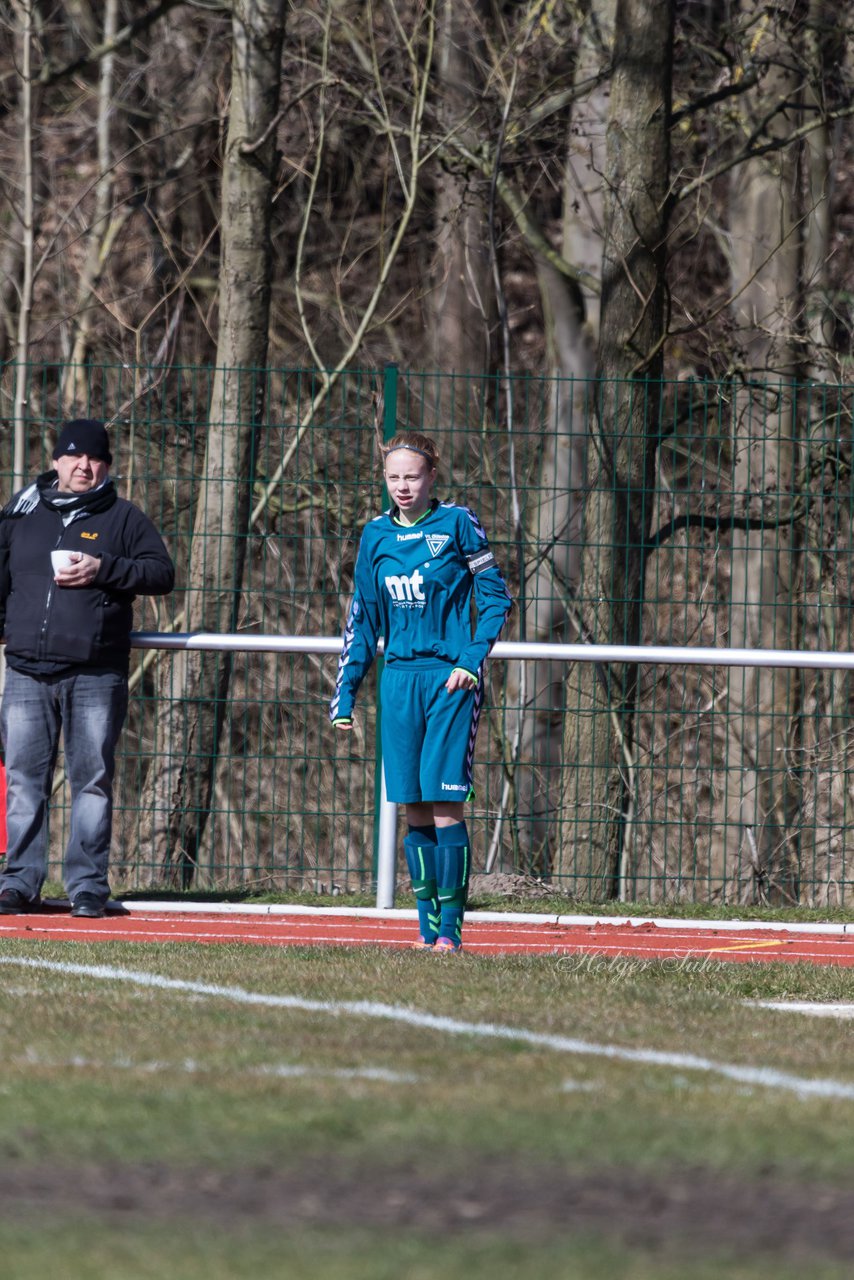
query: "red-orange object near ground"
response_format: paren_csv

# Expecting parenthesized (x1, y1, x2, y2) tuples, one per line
(0, 906, 852, 966)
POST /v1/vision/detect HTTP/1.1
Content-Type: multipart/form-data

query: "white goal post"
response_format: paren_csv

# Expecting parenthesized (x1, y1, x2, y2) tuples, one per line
(132, 632, 854, 907)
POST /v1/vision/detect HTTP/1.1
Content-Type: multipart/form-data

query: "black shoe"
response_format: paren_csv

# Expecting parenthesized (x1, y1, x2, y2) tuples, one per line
(0, 888, 40, 915)
(71, 893, 107, 919)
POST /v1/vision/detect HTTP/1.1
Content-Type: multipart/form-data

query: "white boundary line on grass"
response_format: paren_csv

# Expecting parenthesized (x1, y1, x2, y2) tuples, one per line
(112, 901, 854, 937)
(12, 1049, 418, 1084)
(750, 1001, 854, 1019)
(1, 953, 853, 1102)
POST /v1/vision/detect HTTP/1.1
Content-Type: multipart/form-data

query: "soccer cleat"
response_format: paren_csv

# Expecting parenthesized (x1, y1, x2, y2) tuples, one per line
(412, 936, 436, 951)
(434, 936, 462, 954)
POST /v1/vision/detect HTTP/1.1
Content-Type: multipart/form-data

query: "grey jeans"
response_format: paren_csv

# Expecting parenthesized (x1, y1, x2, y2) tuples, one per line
(0, 667, 128, 903)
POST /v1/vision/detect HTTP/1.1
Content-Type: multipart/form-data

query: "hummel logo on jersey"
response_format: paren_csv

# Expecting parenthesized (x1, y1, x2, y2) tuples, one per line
(396, 531, 423, 541)
(466, 508, 487, 539)
(385, 570, 426, 604)
(425, 534, 450, 557)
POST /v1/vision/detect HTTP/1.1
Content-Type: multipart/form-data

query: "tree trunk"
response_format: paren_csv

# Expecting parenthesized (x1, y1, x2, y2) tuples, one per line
(723, 3, 802, 902)
(803, 0, 843, 380)
(498, 0, 614, 872)
(557, 0, 673, 897)
(63, 0, 119, 412)
(11, 0, 36, 490)
(430, 0, 494, 463)
(134, 0, 287, 886)
(790, 0, 845, 902)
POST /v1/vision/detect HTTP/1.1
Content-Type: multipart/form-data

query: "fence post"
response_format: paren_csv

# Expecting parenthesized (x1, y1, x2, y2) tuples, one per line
(375, 764, 397, 909)
(374, 362, 399, 907)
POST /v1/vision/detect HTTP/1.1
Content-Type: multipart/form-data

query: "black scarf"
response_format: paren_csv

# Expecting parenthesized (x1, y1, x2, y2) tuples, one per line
(36, 470, 118, 518)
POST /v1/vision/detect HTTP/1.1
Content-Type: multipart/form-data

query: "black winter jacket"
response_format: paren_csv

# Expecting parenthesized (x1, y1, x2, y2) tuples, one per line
(0, 471, 175, 676)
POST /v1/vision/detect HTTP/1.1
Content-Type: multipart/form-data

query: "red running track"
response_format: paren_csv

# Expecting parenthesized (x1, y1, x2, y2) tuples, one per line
(1, 907, 853, 966)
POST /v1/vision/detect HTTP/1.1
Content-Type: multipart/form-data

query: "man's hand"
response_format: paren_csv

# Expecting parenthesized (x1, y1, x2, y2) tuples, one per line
(54, 552, 101, 587)
(332, 717, 353, 732)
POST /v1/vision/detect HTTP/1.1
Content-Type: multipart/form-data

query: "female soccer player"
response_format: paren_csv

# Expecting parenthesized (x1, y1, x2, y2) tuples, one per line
(330, 431, 512, 952)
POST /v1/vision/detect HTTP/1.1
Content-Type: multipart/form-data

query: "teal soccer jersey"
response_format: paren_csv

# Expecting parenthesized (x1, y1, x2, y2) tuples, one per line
(330, 500, 512, 724)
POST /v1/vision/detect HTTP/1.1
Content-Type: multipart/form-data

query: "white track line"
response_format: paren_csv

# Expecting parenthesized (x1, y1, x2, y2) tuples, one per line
(750, 1001, 854, 1019)
(1, 953, 851, 1102)
(110, 901, 854, 936)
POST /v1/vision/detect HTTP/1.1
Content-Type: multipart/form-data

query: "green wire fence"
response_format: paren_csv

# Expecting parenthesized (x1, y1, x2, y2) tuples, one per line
(2, 361, 854, 906)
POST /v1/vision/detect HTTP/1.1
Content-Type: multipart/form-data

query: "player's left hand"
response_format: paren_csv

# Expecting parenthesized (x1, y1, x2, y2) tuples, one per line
(54, 552, 101, 587)
(445, 667, 477, 693)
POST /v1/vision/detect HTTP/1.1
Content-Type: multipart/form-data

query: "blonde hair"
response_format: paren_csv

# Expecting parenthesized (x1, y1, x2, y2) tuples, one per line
(380, 431, 440, 470)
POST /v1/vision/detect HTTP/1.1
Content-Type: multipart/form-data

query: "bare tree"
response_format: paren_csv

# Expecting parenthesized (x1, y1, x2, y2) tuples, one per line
(557, 0, 674, 896)
(135, 0, 287, 885)
(495, 0, 614, 871)
(429, 0, 495, 440)
(10, 0, 36, 488)
(803, 0, 846, 379)
(721, 2, 803, 901)
(63, 0, 120, 411)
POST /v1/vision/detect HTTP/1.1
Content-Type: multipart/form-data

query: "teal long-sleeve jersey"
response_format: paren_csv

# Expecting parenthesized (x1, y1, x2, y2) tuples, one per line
(330, 500, 512, 722)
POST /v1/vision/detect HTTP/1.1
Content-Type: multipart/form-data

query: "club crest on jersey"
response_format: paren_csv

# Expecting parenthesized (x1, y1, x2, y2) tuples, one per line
(425, 533, 450, 557)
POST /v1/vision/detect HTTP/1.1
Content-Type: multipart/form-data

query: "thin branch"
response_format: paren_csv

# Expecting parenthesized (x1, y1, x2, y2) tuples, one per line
(671, 66, 760, 126)
(678, 100, 854, 202)
(445, 135, 599, 291)
(249, 0, 437, 529)
(29, 1, 189, 102)
(293, 11, 331, 372)
(31, 118, 219, 283)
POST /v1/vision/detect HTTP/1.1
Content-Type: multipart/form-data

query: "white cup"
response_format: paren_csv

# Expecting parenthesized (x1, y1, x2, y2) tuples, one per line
(51, 549, 77, 574)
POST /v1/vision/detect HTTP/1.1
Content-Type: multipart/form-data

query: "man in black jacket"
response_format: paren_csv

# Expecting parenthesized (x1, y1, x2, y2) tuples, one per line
(0, 419, 175, 918)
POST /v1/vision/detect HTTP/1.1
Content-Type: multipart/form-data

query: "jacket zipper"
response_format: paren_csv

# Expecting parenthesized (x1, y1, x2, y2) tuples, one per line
(37, 532, 66, 658)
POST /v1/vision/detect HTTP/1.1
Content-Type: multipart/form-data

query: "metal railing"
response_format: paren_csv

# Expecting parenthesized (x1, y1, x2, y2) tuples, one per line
(132, 631, 854, 906)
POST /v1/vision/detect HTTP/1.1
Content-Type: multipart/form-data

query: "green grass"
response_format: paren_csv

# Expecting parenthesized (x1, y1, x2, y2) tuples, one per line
(1, 938, 853, 1277)
(3, 1221, 849, 1280)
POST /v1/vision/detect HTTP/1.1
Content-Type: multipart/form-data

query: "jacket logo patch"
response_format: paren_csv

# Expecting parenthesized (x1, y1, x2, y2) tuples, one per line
(425, 534, 449, 557)
(81, 531, 99, 540)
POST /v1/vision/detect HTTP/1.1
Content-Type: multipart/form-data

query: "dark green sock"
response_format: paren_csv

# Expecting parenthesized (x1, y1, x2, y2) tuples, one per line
(404, 827, 439, 943)
(436, 821, 469, 946)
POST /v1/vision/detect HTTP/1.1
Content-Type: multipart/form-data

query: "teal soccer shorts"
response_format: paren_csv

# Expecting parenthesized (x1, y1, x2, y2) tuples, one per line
(380, 663, 484, 804)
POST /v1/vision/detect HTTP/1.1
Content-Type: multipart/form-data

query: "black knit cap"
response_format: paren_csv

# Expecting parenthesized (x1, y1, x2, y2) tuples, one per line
(52, 419, 112, 465)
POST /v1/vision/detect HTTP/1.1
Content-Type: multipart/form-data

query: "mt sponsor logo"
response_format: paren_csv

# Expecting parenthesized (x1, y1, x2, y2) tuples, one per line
(384, 569, 426, 605)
